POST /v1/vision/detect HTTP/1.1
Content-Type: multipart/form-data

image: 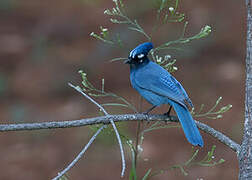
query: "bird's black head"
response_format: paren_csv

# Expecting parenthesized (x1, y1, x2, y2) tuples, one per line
(124, 42, 153, 65)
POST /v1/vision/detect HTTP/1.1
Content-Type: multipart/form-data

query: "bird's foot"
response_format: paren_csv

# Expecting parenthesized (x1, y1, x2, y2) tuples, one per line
(163, 112, 169, 116)
(142, 111, 151, 124)
(143, 105, 156, 115)
(163, 106, 172, 124)
(164, 106, 172, 117)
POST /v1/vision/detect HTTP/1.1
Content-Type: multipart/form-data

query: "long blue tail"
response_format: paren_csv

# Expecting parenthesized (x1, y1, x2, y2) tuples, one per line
(171, 101, 204, 147)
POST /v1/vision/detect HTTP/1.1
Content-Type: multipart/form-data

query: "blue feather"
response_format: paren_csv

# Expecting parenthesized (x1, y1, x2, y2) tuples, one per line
(126, 42, 204, 147)
(170, 100, 203, 147)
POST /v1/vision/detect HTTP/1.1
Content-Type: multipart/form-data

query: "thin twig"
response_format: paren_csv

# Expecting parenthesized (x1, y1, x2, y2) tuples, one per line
(110, 119, 126, 177)
(52, 125, 106, 180)
(134, 121, 141, 169)
(68, 83, 126, 177)
(68, 83, 108, 115)
(0, 114, 240, 153)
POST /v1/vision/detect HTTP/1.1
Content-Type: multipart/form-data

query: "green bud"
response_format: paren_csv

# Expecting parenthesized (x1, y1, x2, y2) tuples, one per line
(169, 7, 174, 13)
(110, 18, 120, 23)
(101, 28, 108, 32)
(216, 96, 222, 105)
(227, 104, 232, 108)
(156, 56, 162, 63)
(198, 25, 212, 39)
(164, 55, 171, 61)
(112, 7, 117, 14)
(173, 66, 178, 71)
(104, 9, 112, 15)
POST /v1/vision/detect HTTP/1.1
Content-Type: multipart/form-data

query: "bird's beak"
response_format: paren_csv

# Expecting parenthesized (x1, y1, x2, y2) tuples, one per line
(124, 59, 131, 64)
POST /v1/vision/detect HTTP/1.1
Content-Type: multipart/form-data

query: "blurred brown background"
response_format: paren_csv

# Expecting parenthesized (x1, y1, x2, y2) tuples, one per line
(0, 0, 245, 179)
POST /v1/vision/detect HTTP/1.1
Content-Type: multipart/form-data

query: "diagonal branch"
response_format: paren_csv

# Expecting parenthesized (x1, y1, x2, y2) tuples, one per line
(68, 83, 109, 115)
(52, 125, 106, 180)
(68, 83, 125, 177)
(0, 114, 240, 153)
(51, 83, 110, 180)
(196, 121, 240, 153)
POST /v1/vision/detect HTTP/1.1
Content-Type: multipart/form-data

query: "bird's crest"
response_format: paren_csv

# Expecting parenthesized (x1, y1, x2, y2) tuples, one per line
(129, 42, 153, 59)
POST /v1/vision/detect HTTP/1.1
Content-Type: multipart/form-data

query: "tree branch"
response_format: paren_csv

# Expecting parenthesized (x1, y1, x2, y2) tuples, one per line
(51, 83, 126, 179)
(68, 83, 109, 116)
(0, 114, 240, 153)
(52, 125, 106, 180)
(68, 83, 126, 177)
(239, 1, 252, 179)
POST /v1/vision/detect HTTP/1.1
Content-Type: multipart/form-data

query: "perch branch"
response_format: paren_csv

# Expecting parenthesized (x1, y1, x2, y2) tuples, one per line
(0, 114, 240, 153)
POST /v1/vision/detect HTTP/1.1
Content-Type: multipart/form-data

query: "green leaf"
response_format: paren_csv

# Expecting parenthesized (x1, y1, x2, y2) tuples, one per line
(110, 57, 128, 62)
(192, 97, 232, 119)
(185, 149, 199, 166)
(142, 168, 152, 180)
(128, 27, 146, 34)
(102, 103, 129, 108)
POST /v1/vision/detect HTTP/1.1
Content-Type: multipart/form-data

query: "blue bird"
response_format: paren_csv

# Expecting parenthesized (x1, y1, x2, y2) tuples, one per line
(124, 42, 203, 147)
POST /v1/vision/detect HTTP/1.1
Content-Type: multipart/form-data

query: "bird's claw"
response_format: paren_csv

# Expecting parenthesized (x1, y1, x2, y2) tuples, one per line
(164, 106, 172, 117)
(163, 112, 169, 116)
(163, 108, 172, 124)
(142, 112, 150, 124)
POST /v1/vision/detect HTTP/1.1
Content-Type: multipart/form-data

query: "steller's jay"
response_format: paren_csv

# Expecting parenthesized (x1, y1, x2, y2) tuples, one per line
(124, 42, 203, 147)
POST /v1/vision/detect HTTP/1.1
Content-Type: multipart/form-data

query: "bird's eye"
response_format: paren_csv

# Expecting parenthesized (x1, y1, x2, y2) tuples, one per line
(137, 54, 144, 59)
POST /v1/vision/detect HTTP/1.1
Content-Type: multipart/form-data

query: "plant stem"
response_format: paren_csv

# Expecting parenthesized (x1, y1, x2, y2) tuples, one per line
(134, 121, 141, 169)
(134, 96, 143, 169)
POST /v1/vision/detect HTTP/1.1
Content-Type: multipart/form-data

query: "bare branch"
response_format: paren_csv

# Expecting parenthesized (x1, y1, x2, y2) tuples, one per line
(52, 125, 106, 180)
(0, 114, 240, 153)
(68, 83, 108, 115)
(239, 1, 252, 179)
(196, 121, 240, 153)
(68, 83, 125, 177)
(110, 119, 126, 177)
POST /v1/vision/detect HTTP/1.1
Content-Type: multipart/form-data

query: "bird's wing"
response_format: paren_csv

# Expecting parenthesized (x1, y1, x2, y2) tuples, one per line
(169, 75, 194, 108)
(134, 62, 193, 108)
